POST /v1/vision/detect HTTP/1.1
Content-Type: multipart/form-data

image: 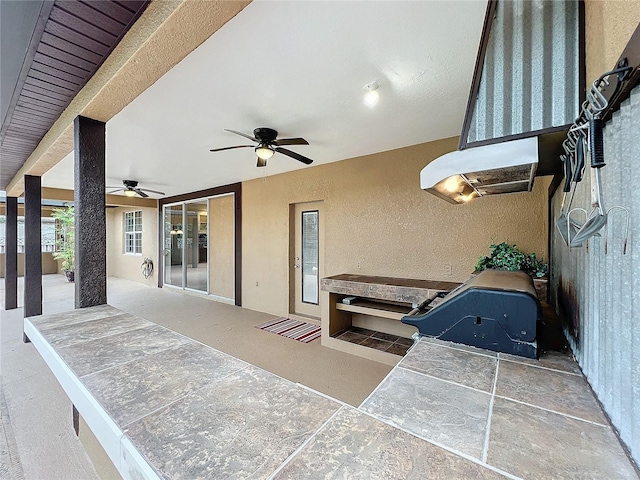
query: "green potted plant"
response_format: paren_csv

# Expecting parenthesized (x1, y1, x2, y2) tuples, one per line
(51, 206, 75, 282)
(475, 242, 548, 300)
(475, 242, 547, 277)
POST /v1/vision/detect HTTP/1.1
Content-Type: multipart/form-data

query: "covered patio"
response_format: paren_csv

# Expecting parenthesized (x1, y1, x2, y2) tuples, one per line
(1, 1, 639, 478)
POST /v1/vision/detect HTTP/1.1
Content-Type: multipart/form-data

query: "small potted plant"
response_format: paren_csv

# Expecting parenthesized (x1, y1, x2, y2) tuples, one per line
(475, 242, 548, 300)
(51, 206, 75, 282)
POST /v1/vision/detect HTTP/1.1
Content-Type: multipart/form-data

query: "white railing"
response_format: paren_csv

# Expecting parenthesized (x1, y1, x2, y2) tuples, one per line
(0, 217, 57, 254)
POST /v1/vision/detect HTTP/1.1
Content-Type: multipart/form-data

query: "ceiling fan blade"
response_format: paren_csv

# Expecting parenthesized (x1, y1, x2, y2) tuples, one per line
(107, 188, 125, 194)
(275, 147, 313, 165)
(140, 188, 165, 195)
(256, 157, 267, 168)
(274, 137, 309, 146)
(209, 145, 254, 152)
(224, 129, 258, 142)
(134, 188, 149, 198)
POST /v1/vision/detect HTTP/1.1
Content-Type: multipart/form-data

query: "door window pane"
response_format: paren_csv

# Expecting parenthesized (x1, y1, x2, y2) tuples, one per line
(164, 207, 183, 287)
(301, 210, 319, 304)
(185, 201, 207, 292)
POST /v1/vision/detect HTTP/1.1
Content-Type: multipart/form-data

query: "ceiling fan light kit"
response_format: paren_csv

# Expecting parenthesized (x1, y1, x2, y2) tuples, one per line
(210, 127, 313, 167)
(256, 145, 275, 160)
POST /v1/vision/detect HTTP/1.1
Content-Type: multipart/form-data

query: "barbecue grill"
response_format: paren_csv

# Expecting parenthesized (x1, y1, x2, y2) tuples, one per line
(402, 269, 541, 358)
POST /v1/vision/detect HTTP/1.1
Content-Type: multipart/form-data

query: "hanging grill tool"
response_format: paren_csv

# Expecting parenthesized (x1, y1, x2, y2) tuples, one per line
(557, 65, 633, 250)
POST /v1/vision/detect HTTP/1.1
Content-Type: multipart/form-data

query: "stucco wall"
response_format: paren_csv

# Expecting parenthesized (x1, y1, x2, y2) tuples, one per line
(0, 253, 57, 278)
(106, 206, 158, 286)
(242, 136, 550, 316)
(584, 0, 640, 84)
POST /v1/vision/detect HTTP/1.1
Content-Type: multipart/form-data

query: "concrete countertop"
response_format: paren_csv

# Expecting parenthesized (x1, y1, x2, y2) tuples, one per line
(321, 274, 461, 305)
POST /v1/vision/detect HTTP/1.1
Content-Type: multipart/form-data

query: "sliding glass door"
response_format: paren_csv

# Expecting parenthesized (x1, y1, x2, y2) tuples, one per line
(163, 196, 235, 300)
(163, 201, 207, 293)
(185, 200, 208, 291)
(163, 206, 183, 287)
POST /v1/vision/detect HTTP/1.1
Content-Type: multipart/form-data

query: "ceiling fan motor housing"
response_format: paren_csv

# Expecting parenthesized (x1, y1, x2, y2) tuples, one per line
(254, 127, 278, 143)
(123, 179, 139, 188)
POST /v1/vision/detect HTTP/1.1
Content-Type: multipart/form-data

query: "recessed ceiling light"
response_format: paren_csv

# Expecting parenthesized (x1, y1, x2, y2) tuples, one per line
(363, 81, 379, 107)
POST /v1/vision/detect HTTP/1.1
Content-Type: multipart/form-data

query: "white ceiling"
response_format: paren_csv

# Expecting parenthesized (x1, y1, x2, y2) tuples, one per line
(43, 1, 486, 198)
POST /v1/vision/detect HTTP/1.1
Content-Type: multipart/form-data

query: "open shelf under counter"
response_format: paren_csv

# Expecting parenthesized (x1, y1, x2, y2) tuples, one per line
(320, 274, 461, 364)
(335, 299, 412, 321)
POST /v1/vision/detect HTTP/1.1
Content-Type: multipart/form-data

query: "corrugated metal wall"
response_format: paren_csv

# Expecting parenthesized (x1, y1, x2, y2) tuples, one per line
(550, 85, 640, 465)
(467, 0, 579, 144)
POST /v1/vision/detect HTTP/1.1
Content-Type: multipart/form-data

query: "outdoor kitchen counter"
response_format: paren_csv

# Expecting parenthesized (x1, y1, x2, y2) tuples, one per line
(320, 274, 462, 365)
(23, 305, 638, 479)
(321, 274, 461, 305)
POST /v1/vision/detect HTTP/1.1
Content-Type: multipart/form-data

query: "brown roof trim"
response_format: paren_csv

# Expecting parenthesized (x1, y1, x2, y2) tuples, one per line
(1, 1, 150, 190)
(0, 1, 54, 144)
(578, 0, 586, 116)
(461, 125, 571, 151)
(458, 0, 498, 151)
(158, 183, 242, 207)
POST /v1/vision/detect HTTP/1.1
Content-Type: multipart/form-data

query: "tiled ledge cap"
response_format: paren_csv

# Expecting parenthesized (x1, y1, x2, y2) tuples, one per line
(321, 274, 461, 305)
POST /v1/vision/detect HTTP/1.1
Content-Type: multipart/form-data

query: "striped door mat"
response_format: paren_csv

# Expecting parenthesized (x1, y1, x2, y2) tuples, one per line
(255, 317, 321, 343)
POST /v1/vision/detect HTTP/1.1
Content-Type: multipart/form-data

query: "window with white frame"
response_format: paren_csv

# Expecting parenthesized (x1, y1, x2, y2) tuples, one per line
(124, 211, 142, 254)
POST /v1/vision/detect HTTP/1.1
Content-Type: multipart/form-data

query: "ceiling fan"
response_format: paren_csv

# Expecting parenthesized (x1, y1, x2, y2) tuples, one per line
(106, 180, 165, 198)
(210, 127, 313, 167)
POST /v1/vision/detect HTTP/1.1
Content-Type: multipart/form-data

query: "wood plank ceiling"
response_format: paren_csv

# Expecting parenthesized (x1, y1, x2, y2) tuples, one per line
(0, 0, 149, 190)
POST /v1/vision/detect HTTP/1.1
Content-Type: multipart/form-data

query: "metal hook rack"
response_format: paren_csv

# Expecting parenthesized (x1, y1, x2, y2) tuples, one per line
(561, 65, 633, 160)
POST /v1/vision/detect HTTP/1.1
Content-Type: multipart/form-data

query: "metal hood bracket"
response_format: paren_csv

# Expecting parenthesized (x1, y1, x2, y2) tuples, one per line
(420, 137, 539, 204)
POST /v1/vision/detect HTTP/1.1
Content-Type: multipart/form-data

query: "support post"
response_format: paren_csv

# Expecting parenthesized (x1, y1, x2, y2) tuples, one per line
(4, 196, 18, 310)
(74, 116, 107, 308)
(24, 175, 42, 332)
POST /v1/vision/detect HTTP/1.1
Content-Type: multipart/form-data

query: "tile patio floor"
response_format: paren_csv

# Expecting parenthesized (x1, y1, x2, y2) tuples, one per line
(2, 275, 639, 479)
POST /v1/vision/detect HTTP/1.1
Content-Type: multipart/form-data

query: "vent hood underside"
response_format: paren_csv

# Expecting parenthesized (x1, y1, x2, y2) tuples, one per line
(420, 137, 539, 204)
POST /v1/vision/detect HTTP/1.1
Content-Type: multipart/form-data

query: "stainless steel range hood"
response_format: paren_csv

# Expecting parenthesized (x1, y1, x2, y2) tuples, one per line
(420, 137, 539, 204)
